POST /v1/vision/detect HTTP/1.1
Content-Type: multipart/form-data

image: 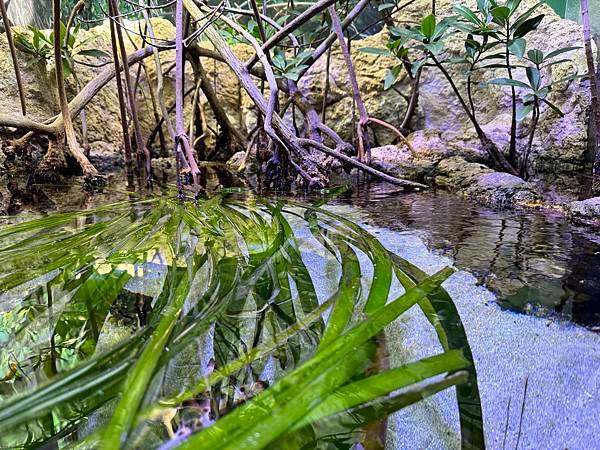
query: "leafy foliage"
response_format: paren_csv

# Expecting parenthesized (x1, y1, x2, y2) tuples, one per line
(359, 0, 581, 178)
(14, 22, 109, 79)
(545, 0, 600, 32)
(0, 191, 483, 449)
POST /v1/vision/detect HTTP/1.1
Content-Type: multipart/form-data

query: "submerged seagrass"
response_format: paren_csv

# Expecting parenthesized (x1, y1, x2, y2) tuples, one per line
(0, 190, 483, 449)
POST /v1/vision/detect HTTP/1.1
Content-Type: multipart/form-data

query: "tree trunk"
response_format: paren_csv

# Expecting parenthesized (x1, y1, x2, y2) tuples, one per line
(582, 0, 600, 192)
(175, 0, 200, 193)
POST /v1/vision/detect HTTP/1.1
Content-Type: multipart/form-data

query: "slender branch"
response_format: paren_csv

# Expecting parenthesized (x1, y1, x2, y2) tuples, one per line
(430, 53, 518, 175)
(108, 4, 134, 176)
(582, 0, 600, 190)
(187, 54, 247, 146)
(400, 65, 421, 131)
(144, 11, 176, 145)
(108, 0, 152, 182)
(520, 98, 538, 180)
(0, 0, 26, 115)
(505, 21, 518, 166)
(297, 0, 370, 80)
(367, 117, 415, 155)
(175, 0, 199, 194)
(329, 4, 370, 162)
(246, 0, 338, 69)
(297, 138, 427, 189)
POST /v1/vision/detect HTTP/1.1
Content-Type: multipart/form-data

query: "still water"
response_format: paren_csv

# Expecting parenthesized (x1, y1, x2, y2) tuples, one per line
(336, 183, 600, 328)
(9, 172, 600, 329)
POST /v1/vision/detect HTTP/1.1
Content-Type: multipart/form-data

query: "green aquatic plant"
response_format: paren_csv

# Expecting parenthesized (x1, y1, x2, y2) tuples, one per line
(0, 191, 484, 449)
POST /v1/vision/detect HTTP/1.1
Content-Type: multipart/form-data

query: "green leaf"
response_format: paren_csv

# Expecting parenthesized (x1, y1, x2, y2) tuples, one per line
(384, 64, 402, 90)
(317, 241, 361, 349)
(513, 14, 545, 38)
(175, 267, 456, 449)
(411, 59, 427, 77)
(293, 350, 470, 429)
(488, 77, 532, 89)
(527, 48, 544, 64)
(491, 6, 511, 24)
(358, 46, 393, 56)
(509, 37, 527, 57)
(516, 102, 534, 121)
(453, 5, 483, 26)
(62, 57, 73, 80)
(541, 98, 565, 116)
(507, 0, 523, 15)
(100, 265, 192, 448)
(421, 14, 437, 39)
(526, 66, 542, 90)
(511, 2, 543, 31)
(422, 41, 445, 55)
(543, 45, 580, 61)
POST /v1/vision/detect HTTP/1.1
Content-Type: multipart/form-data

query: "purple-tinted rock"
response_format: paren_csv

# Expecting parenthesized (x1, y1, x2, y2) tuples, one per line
(568, 197, 600, 227)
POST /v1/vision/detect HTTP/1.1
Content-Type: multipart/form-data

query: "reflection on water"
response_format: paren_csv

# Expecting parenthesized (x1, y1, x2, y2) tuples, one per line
(338, 184, 600, 328)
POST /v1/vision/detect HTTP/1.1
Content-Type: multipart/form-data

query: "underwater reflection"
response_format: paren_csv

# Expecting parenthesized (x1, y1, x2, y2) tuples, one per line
(339, 184, 600, 328)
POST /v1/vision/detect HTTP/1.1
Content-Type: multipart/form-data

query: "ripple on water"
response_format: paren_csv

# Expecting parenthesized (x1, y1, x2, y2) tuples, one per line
(335, 185, 600, 328)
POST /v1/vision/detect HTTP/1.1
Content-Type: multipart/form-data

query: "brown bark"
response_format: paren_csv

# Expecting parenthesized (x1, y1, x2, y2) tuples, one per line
(108, 0, 152, 181)
(187, 53, 247, 148)
(108, 5, 134, 176)
(246, 0, 338, 69)
(144, 11, 176, 147)
(52, 0, 99, 179)
(329, 5, 371, 163)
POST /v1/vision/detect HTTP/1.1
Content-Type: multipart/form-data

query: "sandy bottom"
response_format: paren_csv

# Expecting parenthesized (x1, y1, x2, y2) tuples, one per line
(296, 205, 600, 449)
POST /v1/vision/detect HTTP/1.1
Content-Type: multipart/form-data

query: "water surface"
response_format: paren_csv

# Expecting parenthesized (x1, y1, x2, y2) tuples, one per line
(336, 184, 600, 328)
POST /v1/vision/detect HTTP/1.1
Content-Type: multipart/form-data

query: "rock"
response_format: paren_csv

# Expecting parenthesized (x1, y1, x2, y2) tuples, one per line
(567, 197, 600, 227)
(226, 151, 246, 172)
(435, 156, 493, 190)
(466, 172, 543, 207)
(434, 156, 542, 207)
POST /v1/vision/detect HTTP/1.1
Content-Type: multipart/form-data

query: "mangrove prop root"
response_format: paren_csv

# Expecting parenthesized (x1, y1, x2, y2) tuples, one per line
(108, 0, 152, 183)
(328, 4, 370, 163)
(52, 0, 99, 180)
